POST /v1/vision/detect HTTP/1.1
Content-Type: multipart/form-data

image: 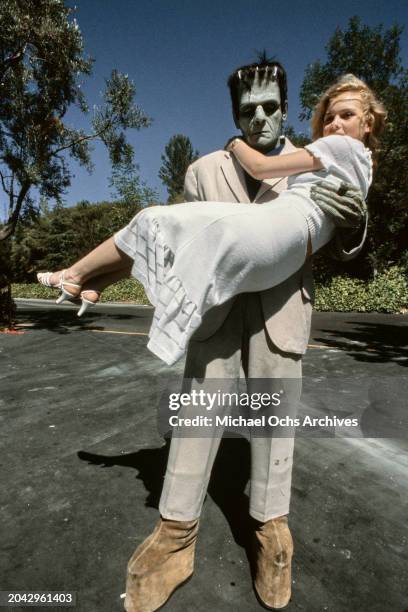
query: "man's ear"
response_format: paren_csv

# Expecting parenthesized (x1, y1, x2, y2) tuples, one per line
(282, 101, 288, 122)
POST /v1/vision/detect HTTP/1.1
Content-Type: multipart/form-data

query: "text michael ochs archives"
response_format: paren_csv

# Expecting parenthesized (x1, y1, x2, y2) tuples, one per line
(166, 414, 359, 428)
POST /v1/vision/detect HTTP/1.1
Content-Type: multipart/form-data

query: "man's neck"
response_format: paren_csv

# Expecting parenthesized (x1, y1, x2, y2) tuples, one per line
(246, 134, 286, 157)
(265, 137, 286, 157)
(243, 171, 261, 202)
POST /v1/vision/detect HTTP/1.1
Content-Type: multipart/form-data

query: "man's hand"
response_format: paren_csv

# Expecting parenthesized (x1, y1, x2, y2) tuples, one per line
(310, 179, 367, 230)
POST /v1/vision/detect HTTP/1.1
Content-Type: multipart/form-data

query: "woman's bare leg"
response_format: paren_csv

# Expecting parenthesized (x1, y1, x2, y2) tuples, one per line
(43, 237, 133, 293)
(80, 264, 133, 303)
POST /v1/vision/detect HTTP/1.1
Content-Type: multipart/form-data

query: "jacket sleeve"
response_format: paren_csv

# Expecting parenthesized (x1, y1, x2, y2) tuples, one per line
(327, 216, 368, 261)
(184, 164, 200, 202)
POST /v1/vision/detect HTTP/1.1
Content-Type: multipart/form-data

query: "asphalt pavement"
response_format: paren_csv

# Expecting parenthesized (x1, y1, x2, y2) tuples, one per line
(1, 300, 407, 612)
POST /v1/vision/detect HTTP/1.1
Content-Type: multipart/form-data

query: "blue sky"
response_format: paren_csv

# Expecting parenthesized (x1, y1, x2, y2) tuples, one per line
(63, 0, 408, 205)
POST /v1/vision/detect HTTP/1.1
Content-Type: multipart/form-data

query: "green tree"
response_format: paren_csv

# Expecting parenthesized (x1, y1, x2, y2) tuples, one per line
(159, 134, 199, 203)
(283, 125, 311, 148)
(0, 0, 152, 324)
(109, 156, 157, 206)
(11, 199, 146, 281)
(299, 16, 408, 276)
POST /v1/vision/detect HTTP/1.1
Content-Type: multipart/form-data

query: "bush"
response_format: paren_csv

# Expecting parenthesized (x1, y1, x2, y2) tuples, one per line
(10, 199, 148, 283)
(100, 279, 150, 304)
(314, 266, 408, 313)
(12, 266, 408, 313)
(12, 278, 151, 305)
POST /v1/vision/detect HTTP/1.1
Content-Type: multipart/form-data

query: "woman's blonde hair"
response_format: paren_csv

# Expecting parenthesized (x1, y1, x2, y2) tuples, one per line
(311, 74, 387, 153)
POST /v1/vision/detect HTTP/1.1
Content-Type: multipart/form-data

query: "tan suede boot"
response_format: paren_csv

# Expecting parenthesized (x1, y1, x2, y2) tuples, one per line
(253, 516, 293, 610)
(124, 518, 199, 612)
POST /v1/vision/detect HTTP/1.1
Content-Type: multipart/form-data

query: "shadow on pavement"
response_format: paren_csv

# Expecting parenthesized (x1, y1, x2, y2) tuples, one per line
(315, 320, 408, 366)
(78, 436, 254, 552)
(15, 308, 144, 333)
(78, 442, 171, 510)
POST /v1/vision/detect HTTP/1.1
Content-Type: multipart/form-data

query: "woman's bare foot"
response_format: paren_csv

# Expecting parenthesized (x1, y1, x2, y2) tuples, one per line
(79, 267, 132, 305)
(79, 276, 107, 305)
(77, 288, 101, 316)
(80, 289, 100, 305)
(38, 263, 131, 312)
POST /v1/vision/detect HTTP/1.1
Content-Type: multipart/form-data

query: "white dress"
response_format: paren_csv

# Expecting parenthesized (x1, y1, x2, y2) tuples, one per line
(115, 135, 372, 365)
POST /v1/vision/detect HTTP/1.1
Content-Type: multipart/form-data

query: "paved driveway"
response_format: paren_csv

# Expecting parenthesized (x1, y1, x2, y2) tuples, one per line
(0, 301, 407, 612)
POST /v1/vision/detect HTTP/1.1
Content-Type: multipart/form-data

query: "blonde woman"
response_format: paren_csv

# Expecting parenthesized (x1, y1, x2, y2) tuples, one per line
(38, 75, 386, 366)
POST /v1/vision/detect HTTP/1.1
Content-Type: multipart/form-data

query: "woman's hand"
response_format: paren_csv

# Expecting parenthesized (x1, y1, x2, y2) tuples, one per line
(224, 136, 243, 152)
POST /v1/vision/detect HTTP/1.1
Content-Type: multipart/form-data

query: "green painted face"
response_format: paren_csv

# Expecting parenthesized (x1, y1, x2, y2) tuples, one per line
(236, 76, 287, 152)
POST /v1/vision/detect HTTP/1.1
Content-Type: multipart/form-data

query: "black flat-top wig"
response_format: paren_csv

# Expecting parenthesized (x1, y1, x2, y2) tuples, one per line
(228, 52, 288, 124)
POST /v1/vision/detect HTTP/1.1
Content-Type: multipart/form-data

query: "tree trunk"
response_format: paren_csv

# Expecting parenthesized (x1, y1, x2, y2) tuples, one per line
(0, 242, 16, 329)
(0, 182, 31, 328)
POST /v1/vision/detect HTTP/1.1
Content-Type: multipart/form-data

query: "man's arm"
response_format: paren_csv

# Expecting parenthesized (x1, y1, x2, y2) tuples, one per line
(310, 180, 368, 260)
(184, 164, 200, 202)
(328, 224, 367, 261)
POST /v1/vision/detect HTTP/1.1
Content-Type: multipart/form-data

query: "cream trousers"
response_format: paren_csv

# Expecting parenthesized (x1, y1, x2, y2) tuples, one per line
(159, 293, 302, 522)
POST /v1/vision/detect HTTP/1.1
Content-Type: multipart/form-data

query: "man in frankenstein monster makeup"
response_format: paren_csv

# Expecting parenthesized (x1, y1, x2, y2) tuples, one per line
(124, 56, 367, 612)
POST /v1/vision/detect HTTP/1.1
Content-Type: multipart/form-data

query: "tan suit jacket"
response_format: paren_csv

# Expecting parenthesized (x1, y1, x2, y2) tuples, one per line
(183, 137, 365, 355)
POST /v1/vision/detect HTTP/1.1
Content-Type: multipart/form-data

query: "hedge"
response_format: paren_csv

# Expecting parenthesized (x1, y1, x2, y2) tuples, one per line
(12, 266, 408, 313)
(12, 278, 150, 305)
(314, 266, 408, 313)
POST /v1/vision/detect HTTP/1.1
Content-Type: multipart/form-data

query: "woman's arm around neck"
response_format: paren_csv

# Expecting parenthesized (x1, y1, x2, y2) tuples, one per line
(228, 138, 323, 181)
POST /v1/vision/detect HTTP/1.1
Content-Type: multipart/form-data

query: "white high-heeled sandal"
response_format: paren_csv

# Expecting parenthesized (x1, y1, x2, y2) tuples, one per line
(37, 270, 81, 304)
(77, 290, 101, 317)
(37, 271, 61, 289)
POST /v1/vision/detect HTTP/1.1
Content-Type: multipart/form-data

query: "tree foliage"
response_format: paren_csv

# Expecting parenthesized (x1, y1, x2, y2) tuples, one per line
(0, 0, 153, 325)
(11, 198, 146, 281)
(109, 157, 157, 207)
(299, 16, 408, 274)
(159, 134, 199, 203)
(0, 0, 151, 242)
(283, 125, 310, 148)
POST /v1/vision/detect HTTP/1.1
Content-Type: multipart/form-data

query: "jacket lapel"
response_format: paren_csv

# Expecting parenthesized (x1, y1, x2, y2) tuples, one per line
(254, 137, 299, 202)
(220, 154, 251, 203)
(256, 176, 287, 200)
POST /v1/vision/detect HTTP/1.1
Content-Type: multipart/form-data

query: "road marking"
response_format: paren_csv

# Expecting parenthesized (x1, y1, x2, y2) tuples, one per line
(82, 330, 380, 352)
(84, 334, 354, 347)
(308, 342, 376, 352)
(82, 334, 376, 352)
(86, 329, 148, 336)
(308, 343, 332, 349)
(13, 322, 380, 352)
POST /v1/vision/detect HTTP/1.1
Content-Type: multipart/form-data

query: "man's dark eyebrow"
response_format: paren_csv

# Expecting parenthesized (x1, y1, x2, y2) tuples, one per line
(240, 100, 279, 109)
